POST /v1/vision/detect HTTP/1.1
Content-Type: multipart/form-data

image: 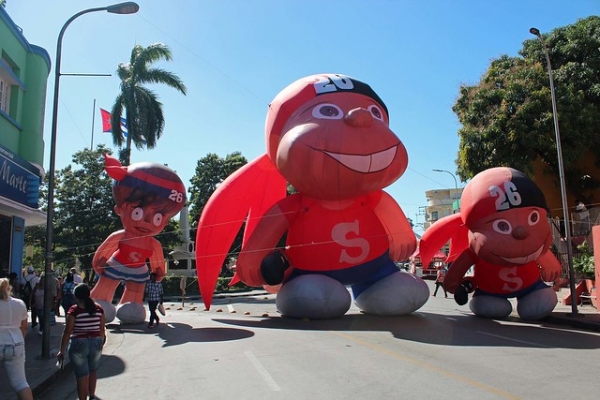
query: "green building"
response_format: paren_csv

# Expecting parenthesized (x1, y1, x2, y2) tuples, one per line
(0, 6, 50, 277)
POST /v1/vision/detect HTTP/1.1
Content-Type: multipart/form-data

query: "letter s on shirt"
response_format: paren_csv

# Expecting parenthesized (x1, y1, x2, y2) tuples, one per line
(332, 220, 369, 264)
(499, 266, 523, 292)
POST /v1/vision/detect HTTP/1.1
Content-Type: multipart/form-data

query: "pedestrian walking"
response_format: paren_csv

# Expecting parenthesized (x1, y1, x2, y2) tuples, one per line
(20, 267, 38, 327)
(0, 277, 34, 400)
(433, 267, 448, 298)
(61, 272, 77, 315)
(144, 272, 163, 328)
(56, 284, 106, 400)
(32, 276, 45, 335)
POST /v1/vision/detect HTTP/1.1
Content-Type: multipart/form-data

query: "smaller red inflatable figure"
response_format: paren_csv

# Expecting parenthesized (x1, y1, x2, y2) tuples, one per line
(419, 167, 561, 320)
(91, 154, 186, 323)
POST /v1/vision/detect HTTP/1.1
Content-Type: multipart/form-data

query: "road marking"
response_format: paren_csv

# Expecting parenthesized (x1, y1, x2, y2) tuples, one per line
(476, 331, 550, 348)
(333, 331, 519, 399)
(244, 350, 281, 391)
(228, 304, 236, 313)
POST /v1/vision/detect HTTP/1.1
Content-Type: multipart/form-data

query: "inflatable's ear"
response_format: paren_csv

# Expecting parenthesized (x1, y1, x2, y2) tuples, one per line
(195, 154, 286, 309)
(103, 153, 127, 181)
(420, 213, 463, 267)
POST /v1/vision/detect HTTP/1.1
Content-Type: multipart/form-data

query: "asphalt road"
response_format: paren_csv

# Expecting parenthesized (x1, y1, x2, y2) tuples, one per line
(38, 281, 600, 400)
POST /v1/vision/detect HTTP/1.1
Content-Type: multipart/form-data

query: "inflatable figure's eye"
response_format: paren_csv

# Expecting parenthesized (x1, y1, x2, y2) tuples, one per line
(493, 219, 512, 234)
(368, 105, 384, 121)
(153, 213, 164, 227)
(131, 207, 144, 221)
(312, 104, 343, 119)
(528, 210, 540, 226)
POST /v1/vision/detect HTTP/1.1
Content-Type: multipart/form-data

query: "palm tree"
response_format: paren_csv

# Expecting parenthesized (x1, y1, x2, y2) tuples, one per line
(111, 43, 187, 165)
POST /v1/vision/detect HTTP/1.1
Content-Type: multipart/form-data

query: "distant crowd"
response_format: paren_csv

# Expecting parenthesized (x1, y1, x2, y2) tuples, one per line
(7, 266, 84, 334)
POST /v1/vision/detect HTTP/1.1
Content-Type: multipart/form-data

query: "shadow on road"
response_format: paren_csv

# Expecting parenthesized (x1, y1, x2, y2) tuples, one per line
(109, 323, 255, 347)
(210, 311, 600, 350)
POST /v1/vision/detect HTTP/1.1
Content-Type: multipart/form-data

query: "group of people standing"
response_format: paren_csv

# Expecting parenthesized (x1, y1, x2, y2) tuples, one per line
(1, 267, 105, 400)
(1, 266, 164, 400)
(17, 267, 83, 336)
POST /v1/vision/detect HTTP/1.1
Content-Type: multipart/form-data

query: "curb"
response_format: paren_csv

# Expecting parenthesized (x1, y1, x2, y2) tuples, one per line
(32, 360, 72, 398)
(545, 312, 600, 332)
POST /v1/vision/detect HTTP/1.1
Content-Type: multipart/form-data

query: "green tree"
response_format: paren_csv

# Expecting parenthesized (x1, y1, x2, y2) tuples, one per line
(111, 43, 187, 165)
(188, 152, 248, 228)
(453, 16, 600, 202)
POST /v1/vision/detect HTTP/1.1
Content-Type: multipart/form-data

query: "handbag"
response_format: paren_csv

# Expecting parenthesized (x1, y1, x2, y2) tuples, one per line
(158, 303, 166, 316)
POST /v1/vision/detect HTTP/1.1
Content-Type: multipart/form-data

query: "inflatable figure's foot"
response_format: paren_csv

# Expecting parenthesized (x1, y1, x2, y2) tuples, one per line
(517, 286, 557, 321)
(469, 295, 512, 319)
(96, 300, 116, 323)
(276, 275, 351, 319)
(355, 271, 429, 315)
(116, 302, 146, 324)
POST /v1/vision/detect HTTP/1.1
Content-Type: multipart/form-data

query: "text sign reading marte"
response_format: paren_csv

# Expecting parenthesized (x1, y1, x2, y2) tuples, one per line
(0, 143, 41, 209)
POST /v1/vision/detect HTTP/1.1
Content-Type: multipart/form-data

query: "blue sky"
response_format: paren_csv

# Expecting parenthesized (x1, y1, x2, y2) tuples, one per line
(6, 0, 598, 234)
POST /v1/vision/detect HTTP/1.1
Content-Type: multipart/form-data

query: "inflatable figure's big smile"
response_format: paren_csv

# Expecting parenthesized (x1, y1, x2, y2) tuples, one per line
(323, 146, 397, 173)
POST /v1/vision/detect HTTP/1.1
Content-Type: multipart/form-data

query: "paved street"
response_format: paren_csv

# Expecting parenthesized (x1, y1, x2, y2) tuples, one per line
(28, 280, 600, 400)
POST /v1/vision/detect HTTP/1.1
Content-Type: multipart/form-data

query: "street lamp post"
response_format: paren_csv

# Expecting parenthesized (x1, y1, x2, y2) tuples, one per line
(42, 1, 139, 359)
(529, 27, 578, 316)
(432, 169, 458, 189)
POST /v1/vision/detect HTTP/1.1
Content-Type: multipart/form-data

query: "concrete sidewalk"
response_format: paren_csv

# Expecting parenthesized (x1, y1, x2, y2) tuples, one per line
(1, 288, 598, 399)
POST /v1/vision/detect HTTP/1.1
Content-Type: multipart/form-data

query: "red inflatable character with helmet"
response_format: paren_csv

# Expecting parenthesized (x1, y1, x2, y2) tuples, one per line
(196, 74, 429, 318)
(91, 154, 186, 323)
(419, 167, 561, 320)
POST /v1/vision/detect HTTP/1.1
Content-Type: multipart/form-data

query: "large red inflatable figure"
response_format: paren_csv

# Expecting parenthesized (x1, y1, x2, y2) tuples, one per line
(419, 167, 561, 320)
(91, 154, 186, 323)
(196, 74, 429, 319)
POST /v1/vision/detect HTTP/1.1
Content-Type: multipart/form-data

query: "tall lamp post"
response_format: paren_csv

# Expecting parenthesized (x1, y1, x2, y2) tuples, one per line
(529, 27, 578, 316)
(42, 2, 139, 359)
(432, 168, 458, 189)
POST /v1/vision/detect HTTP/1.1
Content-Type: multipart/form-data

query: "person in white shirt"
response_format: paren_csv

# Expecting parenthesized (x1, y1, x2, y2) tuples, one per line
(0, 277, 34, 400)
(70, 268, 83, 284)
(21, 267, 39, 327)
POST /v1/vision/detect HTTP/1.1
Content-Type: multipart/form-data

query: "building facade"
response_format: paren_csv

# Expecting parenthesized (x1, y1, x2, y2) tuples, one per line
(422, 187, 462, 231)
(0, 7, 50, 277)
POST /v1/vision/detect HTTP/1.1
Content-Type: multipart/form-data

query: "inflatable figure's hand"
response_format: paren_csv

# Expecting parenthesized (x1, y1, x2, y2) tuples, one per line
(390, 240, 417, 264)
(454, 278, 474, 306)
(154, 267, 165, 281)
(260, 250, 290, 286)
(92, 256, 107, 274)
(538, 250, 562, 283)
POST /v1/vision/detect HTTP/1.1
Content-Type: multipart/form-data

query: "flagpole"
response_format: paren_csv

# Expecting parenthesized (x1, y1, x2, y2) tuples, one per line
(91, 99, 96, 150)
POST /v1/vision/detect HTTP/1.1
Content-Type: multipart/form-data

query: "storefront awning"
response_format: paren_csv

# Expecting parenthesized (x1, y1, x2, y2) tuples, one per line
(0, 195, 46, 226)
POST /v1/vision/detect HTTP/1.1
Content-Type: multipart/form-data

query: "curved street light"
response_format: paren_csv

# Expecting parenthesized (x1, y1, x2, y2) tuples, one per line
(529, 27, 578, 316)
(42, 1, 139, 359)
(432, 169, 458, 189)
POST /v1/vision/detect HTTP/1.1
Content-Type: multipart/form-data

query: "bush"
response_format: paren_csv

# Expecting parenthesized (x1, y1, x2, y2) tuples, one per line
(573, 241, 596, 280)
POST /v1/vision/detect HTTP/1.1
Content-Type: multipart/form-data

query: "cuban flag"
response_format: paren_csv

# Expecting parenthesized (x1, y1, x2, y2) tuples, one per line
(100, 108, 147, 145)
(100, 108, 128, 135)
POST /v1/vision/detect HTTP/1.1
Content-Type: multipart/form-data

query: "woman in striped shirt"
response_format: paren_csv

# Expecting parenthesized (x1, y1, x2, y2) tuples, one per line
(57, 284, 106, 400)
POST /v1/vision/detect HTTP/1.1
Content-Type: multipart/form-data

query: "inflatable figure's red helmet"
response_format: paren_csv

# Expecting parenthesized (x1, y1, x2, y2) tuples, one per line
(264, 74, 388, 160)
(460, 167, 548, 226)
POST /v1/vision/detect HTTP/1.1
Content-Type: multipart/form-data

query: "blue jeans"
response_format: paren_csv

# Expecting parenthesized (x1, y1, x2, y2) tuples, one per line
(68, 337, 103, 378)
(0, 342, 29, 391)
